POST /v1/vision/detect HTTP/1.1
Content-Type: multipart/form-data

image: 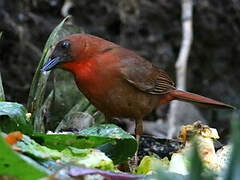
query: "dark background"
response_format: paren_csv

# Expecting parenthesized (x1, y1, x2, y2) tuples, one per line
(0, 0, 239, 137)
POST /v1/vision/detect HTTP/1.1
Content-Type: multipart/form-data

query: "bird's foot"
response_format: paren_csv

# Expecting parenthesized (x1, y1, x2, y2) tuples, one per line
(128, 152, 139, 172)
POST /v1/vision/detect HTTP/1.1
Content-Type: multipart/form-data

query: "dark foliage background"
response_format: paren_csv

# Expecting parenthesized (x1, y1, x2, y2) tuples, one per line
(0, 0, 239, 137)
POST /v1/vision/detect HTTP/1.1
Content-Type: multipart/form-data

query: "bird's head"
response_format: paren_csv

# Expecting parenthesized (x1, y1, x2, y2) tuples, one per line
(41, 34, 82, 72)
(41, 34, 90, 72)
(41, 40, 72, 72)
(41, 33, 118, 72)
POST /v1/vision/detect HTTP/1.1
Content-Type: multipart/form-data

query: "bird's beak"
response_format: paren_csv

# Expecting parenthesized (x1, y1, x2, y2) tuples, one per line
(41, 57, 60, 72)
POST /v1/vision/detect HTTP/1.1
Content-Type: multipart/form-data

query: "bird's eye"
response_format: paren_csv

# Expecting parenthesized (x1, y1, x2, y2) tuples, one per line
(61, 41, 70, 49)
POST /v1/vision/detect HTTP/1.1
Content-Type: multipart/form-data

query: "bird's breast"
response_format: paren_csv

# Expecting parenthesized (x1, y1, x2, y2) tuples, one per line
(73, 58, 121, 104)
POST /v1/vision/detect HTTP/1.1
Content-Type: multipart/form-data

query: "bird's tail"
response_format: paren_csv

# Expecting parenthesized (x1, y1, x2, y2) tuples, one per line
(170, 90, 235, 110)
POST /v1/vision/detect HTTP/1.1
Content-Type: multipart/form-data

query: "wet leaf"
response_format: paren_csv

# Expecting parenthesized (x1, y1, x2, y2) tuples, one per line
(17, 135, 114, 170)
(31, 124, 137, 164)
(0, 102, 33, 134)
(0, 133, 47, 180)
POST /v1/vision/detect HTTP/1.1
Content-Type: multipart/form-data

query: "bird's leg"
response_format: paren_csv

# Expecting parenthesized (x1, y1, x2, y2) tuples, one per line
(135, 119, 143, 149)
(104, 114, 114, 124)
(131, 119, 143, 169)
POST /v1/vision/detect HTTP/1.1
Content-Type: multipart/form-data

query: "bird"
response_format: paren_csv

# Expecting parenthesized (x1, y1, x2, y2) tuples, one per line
(41, 33, 234, 158)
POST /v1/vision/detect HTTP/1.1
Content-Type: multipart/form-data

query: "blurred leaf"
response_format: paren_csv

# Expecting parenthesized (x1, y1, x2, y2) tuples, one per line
(17, 135, 114, 170)
(27, 16, 84, 132)
(135, 156, 169, 174)
(0, 102, 33, 134)
(188, 140, 203, 180)
(149, 168, 185, 180)
(0, 133, 47, 180)
(224, 113, 240, 180)
(31, 124, 137, 164)
(58, 166, 145, 180)
(19, 153, 51, 174)
(33, 91, 54, 132)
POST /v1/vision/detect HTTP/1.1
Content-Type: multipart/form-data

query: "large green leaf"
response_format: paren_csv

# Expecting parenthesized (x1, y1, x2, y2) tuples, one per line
(0, 102, 33, 134)
(0, 134, 47, 180)
(31, 124, 137, 164)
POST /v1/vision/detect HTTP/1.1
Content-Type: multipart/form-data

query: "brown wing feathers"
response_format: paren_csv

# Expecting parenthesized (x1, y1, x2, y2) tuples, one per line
(148, 69, 175, 94)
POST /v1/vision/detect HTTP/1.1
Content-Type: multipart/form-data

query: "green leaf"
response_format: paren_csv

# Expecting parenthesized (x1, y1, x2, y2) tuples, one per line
(31, 124, 137, 164)
(0, 102, 33, 134)
(188, 140, 203, 180)
(135, 156, 169, 174)
(27, 16, 84, 132)
(0, 134, 47, 180)
(61, 147, 114, 170)
(17, 135, 62, 159)
(17, 135, 114, 170)
(224, 113, 240, 180)
(149, 168, 185, 180)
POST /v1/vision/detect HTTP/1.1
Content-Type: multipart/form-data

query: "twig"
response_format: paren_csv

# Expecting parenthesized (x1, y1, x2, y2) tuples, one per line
(167, 0, 193, 138)
(0, 33, 5, 101)
(0, 73, 5, 101)
(61, 0, 73, 17)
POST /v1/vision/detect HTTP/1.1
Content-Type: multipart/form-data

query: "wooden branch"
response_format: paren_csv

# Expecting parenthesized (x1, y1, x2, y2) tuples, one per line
(167, 0, 193, 138)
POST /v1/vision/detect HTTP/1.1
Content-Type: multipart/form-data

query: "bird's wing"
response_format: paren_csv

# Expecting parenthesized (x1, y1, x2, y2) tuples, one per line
(119, 49, 176, 95)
